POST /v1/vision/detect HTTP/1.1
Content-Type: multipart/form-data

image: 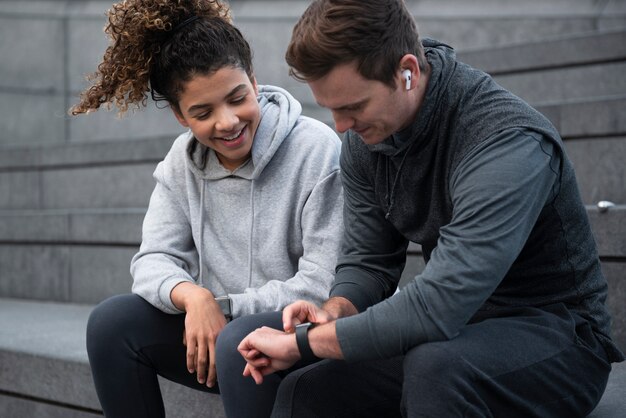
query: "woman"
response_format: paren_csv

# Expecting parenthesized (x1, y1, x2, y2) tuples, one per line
(72, 1, 343, 417)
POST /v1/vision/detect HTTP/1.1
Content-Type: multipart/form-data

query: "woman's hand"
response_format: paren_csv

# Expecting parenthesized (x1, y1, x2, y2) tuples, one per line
(172, 282, 227, 387)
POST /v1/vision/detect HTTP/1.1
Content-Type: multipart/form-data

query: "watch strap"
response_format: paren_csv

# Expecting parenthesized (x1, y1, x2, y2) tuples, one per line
(215, 296, 232, 321)
(295, 322, 320, 363)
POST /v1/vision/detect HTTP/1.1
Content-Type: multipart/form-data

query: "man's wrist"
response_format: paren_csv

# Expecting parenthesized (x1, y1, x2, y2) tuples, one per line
(322, 296, 358, 319)
(295, 322, 321, 363)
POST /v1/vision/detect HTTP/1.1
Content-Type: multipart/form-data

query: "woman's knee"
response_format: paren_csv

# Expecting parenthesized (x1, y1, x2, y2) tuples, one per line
(215, 311, 283, 368)
(87, 294, 150, 352)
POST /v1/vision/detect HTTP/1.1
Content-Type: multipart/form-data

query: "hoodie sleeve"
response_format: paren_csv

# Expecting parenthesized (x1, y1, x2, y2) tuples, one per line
(131, 147, 199, 314)
(228, 124, 345, 317)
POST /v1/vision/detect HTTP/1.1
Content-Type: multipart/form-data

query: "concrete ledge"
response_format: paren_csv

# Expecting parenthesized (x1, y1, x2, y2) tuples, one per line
(0, 297, 623, 417)
(0, 136, 173, 171)
(536, 96, 626, 140)
(458, 30, 626, 75)
(0, 209, 144, 244)
(0, 298, 225, 418)
(587, 205, 626, 257)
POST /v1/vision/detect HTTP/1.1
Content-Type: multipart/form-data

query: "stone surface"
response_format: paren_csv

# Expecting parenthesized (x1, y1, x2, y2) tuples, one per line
(0, 245, 71, 301)
(69, 246, 136, 304)
(0, 298, 226, 416)
(458, 30, 626, 74)
(0, 244, 137, 303)
(0, 92, 66, 147)
(537, 97, 626, 140)
(0, 136, 174, 169)
(588, 206, 626, 257)
(2, 0, 625, 145)
(0, 170, 41, 210)
(566, 138, 626, 205)
(0, 394, 101, 418)
(41, 163, 156, 209)
(494, 62, 626, 105)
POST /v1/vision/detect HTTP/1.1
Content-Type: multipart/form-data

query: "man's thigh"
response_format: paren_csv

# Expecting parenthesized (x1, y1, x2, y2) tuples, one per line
(402, 304, 611, 417)
(272, 356, 404, 418)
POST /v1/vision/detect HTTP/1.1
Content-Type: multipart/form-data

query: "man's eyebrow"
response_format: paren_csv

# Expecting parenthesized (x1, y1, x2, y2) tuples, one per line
(187, 84, 249, 113)
(324, 98, 367, 112)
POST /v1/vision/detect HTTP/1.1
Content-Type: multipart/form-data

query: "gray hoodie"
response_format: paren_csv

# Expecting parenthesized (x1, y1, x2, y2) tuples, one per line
(131, 85, 343, 318)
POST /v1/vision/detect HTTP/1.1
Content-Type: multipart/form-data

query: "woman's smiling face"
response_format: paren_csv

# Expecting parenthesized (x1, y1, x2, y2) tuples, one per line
(173, 67, 260, 171)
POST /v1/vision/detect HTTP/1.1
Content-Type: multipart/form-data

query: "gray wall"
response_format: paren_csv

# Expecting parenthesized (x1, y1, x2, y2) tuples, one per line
(1, 0, 624, 146)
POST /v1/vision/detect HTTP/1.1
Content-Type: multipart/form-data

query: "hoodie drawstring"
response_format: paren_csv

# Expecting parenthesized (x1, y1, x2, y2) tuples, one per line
(198, 179, 206, 287)
(247, 181, 255, 287)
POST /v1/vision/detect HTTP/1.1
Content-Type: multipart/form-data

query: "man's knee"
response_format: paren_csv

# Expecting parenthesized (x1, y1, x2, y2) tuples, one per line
(403, 341, 460, 382)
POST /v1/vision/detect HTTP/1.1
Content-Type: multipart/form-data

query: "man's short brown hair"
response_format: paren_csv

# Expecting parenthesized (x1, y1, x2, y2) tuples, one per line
(286, 0, 426, 88)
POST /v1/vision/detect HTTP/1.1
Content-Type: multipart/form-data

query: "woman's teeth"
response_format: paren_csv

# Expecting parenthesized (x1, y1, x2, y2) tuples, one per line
(222, 128, 243, 141)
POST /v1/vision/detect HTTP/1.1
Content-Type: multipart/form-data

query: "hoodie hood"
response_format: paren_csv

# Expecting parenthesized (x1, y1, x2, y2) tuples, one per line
(185, 84, 302, 180)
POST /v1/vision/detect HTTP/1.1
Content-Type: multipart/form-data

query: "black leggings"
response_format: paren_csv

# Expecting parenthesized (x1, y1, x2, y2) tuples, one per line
(86, 294, 285, 418)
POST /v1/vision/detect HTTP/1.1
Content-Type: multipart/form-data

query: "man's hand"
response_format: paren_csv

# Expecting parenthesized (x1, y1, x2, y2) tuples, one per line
(172, 282, 227, 388)
(238, 327, 300, 384)
(282, 300, 336, 333)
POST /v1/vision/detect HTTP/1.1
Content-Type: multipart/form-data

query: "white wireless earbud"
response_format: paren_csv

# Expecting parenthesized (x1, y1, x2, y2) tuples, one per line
(402, 69, 412, 90)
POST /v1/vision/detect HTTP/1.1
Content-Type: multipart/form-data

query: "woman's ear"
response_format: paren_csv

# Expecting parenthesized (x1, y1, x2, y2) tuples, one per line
(251, 75, 259, 96)
(172, 107, 189, 128)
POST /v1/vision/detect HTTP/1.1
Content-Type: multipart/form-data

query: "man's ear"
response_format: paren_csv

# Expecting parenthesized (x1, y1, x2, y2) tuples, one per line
(398, 54, 420, 89)
(172, 107, 189, 128)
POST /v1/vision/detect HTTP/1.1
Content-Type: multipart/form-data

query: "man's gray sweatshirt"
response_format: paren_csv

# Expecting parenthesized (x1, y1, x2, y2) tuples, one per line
(332, 40, 624, 363)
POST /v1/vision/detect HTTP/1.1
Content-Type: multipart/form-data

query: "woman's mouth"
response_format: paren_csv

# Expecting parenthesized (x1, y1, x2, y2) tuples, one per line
(218, 128, 244, 142)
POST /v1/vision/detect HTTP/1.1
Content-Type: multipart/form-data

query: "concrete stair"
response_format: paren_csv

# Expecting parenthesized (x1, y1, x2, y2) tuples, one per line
(1, 1, 625, 416)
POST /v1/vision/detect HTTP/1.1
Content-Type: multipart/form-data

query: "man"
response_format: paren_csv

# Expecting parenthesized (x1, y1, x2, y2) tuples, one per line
(237, 0, 624, 416)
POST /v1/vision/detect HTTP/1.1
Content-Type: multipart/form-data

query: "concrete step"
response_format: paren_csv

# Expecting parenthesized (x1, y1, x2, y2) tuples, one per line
(0, 136, 173, 210)
(0, 243, 136, 304)
(1, 94, 623, 211)
(1, 1, 625, 146)
(536, 95, 626, 205)
(0, 298, 225, 418)
(0, 297, 624, 417)
(458, 30, 626, 105)
(458, 30, 626, 75)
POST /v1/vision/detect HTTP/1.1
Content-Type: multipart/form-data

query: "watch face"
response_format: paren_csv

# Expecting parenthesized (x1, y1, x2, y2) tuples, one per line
(216, 297, 231, 317)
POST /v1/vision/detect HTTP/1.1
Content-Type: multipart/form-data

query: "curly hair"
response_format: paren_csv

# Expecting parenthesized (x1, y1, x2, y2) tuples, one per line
(70, 0, 248, 115)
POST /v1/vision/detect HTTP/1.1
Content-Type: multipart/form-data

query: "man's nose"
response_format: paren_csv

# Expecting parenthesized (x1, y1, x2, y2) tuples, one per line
(332, 112, 354, 133)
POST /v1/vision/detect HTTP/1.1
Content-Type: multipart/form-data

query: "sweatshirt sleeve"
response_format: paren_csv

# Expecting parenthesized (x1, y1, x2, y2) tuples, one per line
(330, 134, 409, 312)
(229, 166, 344, 317)
(336, 129, 561, 362)
(131, 158, 199, 314)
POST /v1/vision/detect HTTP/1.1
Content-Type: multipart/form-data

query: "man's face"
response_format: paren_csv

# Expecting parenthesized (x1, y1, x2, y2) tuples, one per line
(308, 62, 409, 144)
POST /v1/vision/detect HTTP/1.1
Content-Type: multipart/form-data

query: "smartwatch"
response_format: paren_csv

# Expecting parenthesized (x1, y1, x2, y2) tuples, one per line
(214, 296, 232, 321)
(295, 322, 320, 363)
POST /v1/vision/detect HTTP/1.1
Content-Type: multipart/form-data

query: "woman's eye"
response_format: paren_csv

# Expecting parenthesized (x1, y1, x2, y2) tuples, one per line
(231, 96, 246, 104)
